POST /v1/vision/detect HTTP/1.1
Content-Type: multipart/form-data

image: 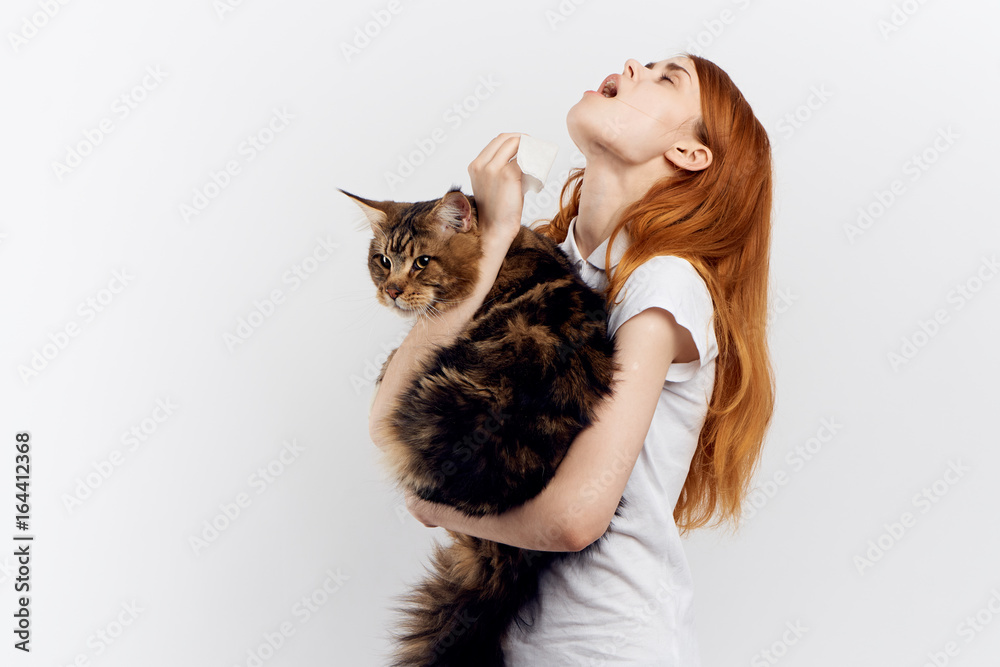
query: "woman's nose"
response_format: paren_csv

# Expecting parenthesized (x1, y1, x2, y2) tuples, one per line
(623, 58, 645, 80)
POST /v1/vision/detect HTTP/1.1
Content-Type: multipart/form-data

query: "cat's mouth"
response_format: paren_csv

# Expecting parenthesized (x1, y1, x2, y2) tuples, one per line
(388, 296, 430, 315)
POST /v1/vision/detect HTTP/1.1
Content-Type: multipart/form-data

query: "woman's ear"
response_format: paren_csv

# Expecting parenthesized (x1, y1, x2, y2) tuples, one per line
(665, 141, 713, 172)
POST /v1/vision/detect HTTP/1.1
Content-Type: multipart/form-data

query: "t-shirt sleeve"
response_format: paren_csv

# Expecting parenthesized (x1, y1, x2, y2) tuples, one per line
(607, 255, 719, 383)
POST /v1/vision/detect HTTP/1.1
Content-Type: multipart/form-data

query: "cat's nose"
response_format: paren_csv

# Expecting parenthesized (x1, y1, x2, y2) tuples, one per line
(386, 286, 402, 299)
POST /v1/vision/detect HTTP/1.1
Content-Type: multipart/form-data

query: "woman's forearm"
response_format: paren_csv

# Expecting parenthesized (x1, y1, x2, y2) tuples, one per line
(412, 475, 578, 552)
(368, 236, 511, 446)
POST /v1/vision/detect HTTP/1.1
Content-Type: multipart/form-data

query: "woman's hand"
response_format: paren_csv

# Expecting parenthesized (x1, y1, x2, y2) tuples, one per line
(404, 488, 439, 528)
(468, 132, 526, 252)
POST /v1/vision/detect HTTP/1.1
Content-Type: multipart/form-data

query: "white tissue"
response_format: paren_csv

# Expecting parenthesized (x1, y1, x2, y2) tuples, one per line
(514, 134, 559, 196)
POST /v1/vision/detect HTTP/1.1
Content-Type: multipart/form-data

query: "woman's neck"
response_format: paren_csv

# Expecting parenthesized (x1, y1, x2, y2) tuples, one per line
(573, 157, 673, 258)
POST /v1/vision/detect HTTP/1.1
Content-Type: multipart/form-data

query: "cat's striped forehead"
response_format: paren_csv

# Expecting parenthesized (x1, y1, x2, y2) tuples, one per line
(385, 233, 419, 257)
(381, 199, 439, 255)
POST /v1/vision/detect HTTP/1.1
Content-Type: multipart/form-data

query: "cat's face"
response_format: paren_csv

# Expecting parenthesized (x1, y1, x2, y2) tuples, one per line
(340, 188, 483, 317)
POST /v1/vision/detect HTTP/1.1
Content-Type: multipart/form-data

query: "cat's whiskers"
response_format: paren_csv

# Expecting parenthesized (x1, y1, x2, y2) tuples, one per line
(425, 296, 466, 306)
(337, 305, 385, 335)
(421, 302, 447, 324)
(294, 294, 397, 337)
(315, 295, 378, 307)
(424, 292, 486, 313)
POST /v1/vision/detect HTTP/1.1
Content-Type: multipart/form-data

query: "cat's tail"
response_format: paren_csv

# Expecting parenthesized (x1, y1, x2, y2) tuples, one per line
(388, 531, 553, 667)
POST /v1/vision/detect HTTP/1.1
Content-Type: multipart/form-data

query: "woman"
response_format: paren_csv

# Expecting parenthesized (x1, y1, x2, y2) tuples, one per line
(369, 53, 775, 664)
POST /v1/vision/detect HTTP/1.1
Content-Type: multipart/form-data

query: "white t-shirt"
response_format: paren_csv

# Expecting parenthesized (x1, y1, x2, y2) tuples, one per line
(502, 215, 718, 666)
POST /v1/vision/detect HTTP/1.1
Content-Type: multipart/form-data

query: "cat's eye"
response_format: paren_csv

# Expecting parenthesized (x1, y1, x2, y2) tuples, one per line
(376, 254, 391, 269)
(414, 256, 431, 270)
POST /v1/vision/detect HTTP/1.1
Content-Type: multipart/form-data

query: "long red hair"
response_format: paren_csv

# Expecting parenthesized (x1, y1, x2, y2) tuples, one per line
(532, 54, 775, 535)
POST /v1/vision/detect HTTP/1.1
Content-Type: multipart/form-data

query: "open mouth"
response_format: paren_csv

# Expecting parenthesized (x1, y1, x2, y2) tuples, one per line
(599, 74, 619, 98)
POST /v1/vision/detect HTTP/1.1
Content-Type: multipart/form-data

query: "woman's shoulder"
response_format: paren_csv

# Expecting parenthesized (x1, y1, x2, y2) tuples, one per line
(609, 254, 718, 380)
(615, 254, 713, 314)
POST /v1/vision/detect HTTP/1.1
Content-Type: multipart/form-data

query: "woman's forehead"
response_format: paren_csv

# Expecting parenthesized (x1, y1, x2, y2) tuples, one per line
(650, 55, 693, 69)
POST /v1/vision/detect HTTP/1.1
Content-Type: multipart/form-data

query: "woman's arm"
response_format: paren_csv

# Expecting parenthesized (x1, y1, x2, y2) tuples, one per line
(369, 133, 526, 446)
(404, 306, 696, 552)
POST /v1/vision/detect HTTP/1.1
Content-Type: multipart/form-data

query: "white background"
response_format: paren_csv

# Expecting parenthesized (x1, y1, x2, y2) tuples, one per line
(1, 0, 999, 665)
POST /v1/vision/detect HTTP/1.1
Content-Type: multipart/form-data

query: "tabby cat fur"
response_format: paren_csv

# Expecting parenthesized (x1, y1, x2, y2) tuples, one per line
(341, 185, 627, 666)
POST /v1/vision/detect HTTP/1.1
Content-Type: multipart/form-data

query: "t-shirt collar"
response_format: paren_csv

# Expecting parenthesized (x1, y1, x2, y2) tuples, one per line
(560, 214, 630, 272)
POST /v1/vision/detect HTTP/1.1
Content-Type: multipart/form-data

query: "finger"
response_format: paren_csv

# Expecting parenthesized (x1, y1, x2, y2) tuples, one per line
(480, 136, 523, 181)
(469, 133, 517, 175)
(469, 132, 522, 172)
(491, 135, 522, 169)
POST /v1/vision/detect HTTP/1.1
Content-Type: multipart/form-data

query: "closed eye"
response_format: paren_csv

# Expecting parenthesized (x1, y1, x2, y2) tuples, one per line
(645, 61, 677, 85)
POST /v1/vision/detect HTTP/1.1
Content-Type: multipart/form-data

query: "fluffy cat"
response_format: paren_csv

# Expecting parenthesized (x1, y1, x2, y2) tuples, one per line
(342, 185, 625, 666)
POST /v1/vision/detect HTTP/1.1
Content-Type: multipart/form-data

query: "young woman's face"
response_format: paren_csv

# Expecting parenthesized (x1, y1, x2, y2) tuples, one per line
(568, 56, 704, 166)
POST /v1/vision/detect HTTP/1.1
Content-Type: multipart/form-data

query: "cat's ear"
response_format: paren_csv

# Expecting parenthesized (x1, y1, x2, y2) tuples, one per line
(434, 189, 475, 235)
(338, 188, 388, 234)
